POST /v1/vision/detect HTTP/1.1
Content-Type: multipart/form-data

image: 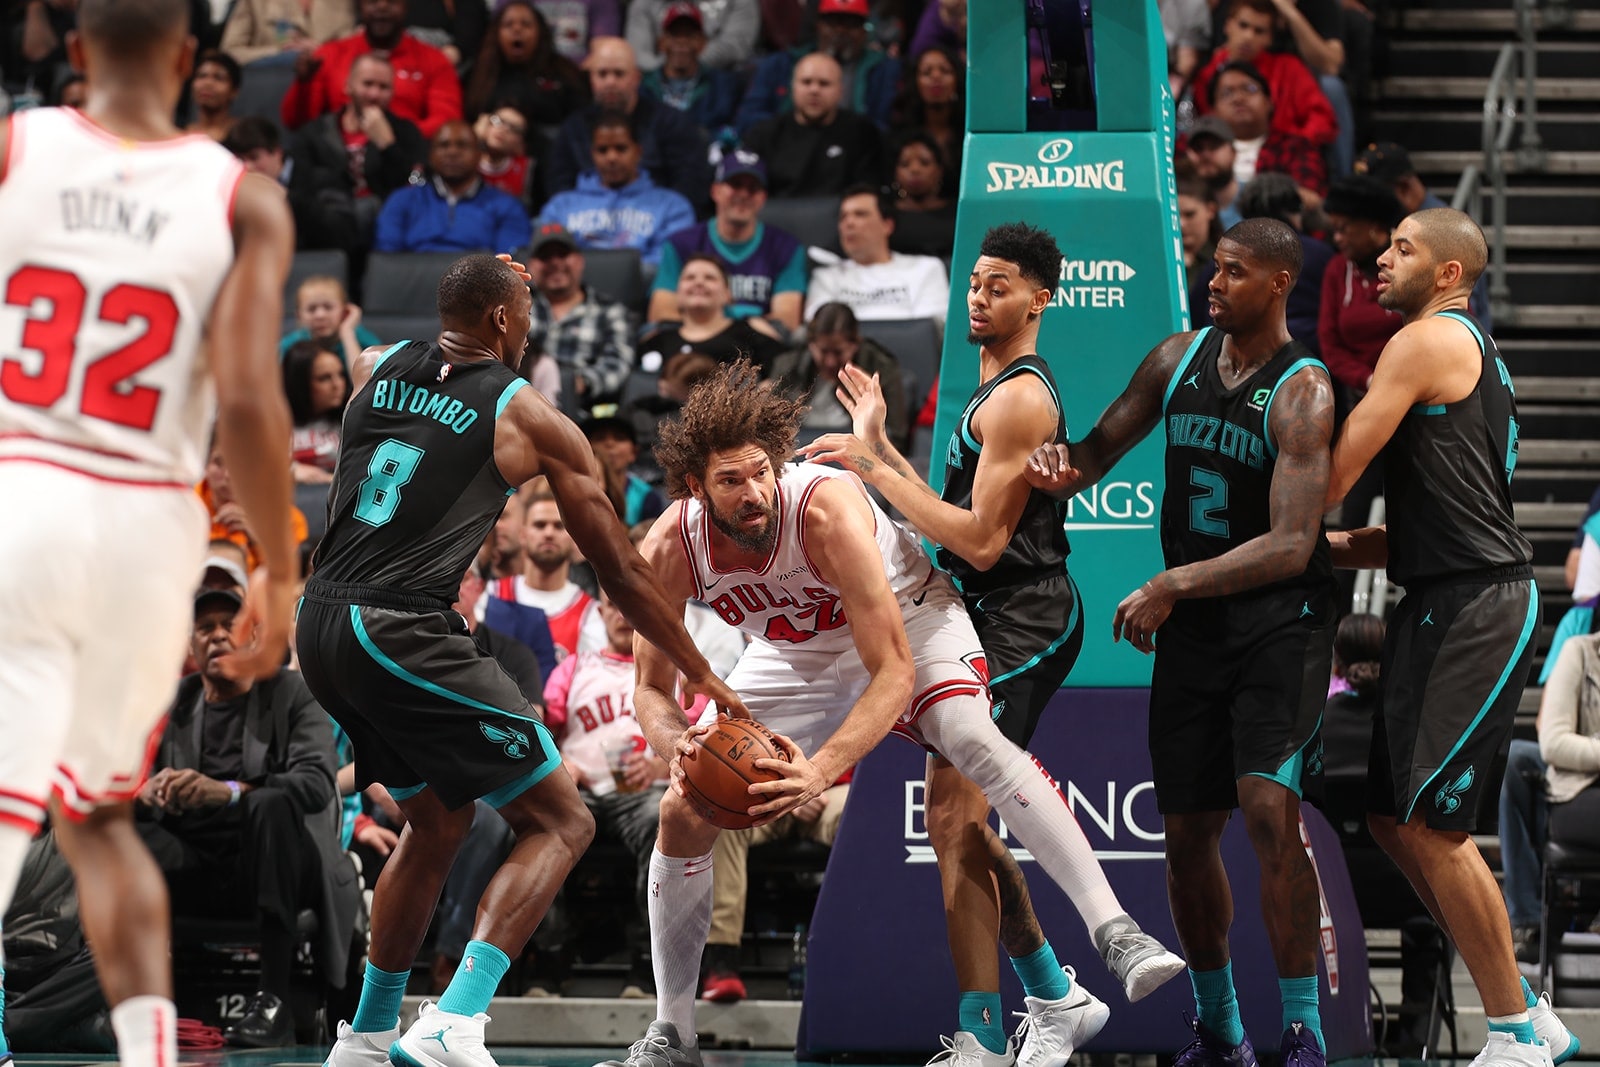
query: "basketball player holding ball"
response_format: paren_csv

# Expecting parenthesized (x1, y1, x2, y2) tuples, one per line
(597, 361, 1182, 1067)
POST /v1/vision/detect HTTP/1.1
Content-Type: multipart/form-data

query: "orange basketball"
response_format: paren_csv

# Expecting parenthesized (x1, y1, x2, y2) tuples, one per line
(682, 718, 790, 830)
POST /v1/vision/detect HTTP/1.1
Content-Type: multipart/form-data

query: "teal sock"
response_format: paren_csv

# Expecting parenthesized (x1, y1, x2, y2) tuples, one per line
(1010, 941, 1072, 1001)
(1488, 1014, 1538, 1045)
(0, 979, 10, 1056)
(958, 991, 1008, 1054)
(1522, 976, 1539, 1009)
(1191, 963, 1246, 1047)
(437, 940, 510, 1017)
(1279, 975, 1323, 1049)
(351, 962, 410, 1033)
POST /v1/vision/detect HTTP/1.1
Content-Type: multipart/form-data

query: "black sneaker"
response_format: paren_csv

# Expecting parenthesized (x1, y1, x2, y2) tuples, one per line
(224, 990, 296, 1048)
(1173, 1014, 1258, 1067)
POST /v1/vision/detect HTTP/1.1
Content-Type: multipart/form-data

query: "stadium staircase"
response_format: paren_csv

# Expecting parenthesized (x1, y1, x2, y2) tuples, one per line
(1373, 0, 1600, 720)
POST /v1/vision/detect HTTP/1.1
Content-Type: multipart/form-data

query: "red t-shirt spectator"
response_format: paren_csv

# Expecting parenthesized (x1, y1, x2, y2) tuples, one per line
(282, 31, 463, 138)
(1318, 253, 1403, 393)
(1194, 50, 1336, 148)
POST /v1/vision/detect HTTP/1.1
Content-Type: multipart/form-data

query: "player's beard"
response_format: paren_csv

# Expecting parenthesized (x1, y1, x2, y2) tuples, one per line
(710, 497, 779, 554)
(1378, 268, 1431, 314)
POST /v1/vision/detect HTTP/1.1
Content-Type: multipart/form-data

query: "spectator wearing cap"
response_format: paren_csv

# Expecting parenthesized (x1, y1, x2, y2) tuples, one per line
(805, 183, 949, 324)
(185, 50, 242, 142)
(741, 53, 885, 199)
(627, 0, 759, 73)
(647, 150, 807, 330)
(1355, 141, 1493, 329)
(280, 0, 463, 139)
(1183, 115, 1243, 229)
(638, 3, 742, 140)
(526, 222, 639, 407)
(375, 120, 533, 253)
(583, 417, 667, 524)
(1206, 61, 1327, 204)
(137, 586, 353, 1049)
(461, 1, 588, 128)
(220, 0, 354, 68)
(735, 0, 901, 133)
(536, 110, 696, 266)
(1192, 0, 1337, 151)
(1319, 175, 1403, 412)
(544, 36, 713, 212)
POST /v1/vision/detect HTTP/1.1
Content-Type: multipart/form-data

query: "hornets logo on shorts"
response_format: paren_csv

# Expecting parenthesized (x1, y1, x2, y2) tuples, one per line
(1433, 766, 1475, 814)
(480, 721, 531, 759)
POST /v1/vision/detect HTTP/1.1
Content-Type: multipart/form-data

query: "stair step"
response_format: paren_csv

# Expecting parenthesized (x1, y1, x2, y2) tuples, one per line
(1520, 439, 1600, 464)
(1502, 263, 1600, 306)
(1502, 187, 1600, 227)
(1410, 149, 1600, 177)
(1516, 377, 1600, 401)
(1379, 76, 1600, 101)
(1500, 305, 1600, 330)
(1385, 40, 1600, 79)
(1373, 112, 1600, 153)
(1516, 501, 1589, 528)
(1390, 9, 1600, 32)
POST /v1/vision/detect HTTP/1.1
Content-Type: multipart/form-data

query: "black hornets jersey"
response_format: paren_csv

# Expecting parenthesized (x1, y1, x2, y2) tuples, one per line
(1383, 310, 1532, 586)
(939, 356, 1070, 596)
(1159, 327, 1332, 590)
(313, 341, 528, 603)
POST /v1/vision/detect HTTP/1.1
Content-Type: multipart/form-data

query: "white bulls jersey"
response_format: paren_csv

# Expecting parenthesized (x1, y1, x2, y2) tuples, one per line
(0, 108, 244, 485)
(678, 463, 950, 656)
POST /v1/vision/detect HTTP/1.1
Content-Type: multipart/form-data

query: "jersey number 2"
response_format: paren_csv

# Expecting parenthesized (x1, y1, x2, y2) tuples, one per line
(354, 438, 425, 528)
(1188, 466, 1230, 538)
(2, 264, 178, 431)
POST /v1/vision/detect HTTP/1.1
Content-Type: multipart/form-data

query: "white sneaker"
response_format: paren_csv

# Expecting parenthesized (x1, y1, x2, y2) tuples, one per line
(1529, 990, 1580, 1065)
(390, 1001, 499, 1067)
(594, 1021, 705, 1067)
(1013, 968, 1111, 1067)
(1468, 1031, 1555, 1067)
(926, 1031, 1017, 1067)
(323, 1020, 400, 1067)
(1092, 915, 1187, 1002)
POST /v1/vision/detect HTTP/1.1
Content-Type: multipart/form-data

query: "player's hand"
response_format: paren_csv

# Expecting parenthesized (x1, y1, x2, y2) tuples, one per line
(496, 252, 532, 284)
(836, 363, 889, 444)
(215, 569, 296, 683)
(666, 721, 716, 798)
(355, 820, 399, 857)
(746, 732, 827, 825)
(681, 671, 749, 719)
(1025, 443, 1083, 497)
(1112, 574, 1176, 654)
(796, 433, 880, 482)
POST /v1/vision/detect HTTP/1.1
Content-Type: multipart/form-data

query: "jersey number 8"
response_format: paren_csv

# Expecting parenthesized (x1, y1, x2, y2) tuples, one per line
(354, 438, 426, 528)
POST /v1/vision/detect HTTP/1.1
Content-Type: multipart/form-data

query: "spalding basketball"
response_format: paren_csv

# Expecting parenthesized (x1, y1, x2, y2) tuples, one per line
(682, 718, 789, 830)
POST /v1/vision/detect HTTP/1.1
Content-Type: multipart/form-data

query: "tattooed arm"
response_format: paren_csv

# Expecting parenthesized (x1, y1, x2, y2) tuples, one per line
(1112, 366, 1335, 653)
(1025, 331, 1197, 499)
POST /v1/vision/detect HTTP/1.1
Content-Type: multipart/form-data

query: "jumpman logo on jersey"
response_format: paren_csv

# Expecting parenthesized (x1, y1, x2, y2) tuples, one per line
(1434, 766, 1475, 814)
(1299, 601, 1313, 619)
(1421, 609, 1435, 626)
(426, 1027, 452, 1051)
(479, 721, 531, 759)
(1183, 371, 1201, 390)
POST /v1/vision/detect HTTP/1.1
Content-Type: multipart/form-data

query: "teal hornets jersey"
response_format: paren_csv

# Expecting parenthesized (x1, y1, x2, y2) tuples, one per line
(938, 355, 1070, 595)
(1383, 310, 1531, 585)
(312, 341, 529, 603)
(1159, 328, 1332, 592)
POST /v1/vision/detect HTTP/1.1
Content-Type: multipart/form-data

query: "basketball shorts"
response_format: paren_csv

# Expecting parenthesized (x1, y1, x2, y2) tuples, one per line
(964, 572, 1084, 745)
(1149, 581, 1336, 813)
(697, 587, 992, 760)
(0, 464, 207, 825)
(296, 578, 559, 812)
(1368, 568, 1539, 832)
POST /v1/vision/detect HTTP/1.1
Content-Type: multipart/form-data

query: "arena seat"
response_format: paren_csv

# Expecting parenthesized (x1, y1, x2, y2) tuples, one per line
(578, 248, 647, 318)
(363, 253, 462, 316)
(233, 61, 296, 123)
(758, 197, 842, 255)
(362, 314, 441, 347)
(857, 317, 943, 415)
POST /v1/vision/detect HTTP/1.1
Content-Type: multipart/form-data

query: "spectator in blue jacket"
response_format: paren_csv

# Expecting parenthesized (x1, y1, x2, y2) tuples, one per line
(638, 3, 741, 143)
(734, 0, 900, 133)
(374, 119, 532, 253)
(543, 36, 712, 213)
(537, 110, 696, 266)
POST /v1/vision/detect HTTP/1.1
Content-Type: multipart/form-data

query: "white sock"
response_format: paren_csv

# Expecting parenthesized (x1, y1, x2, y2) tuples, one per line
(648, 848, 713, 1043)
(111, 995, 178, 1067)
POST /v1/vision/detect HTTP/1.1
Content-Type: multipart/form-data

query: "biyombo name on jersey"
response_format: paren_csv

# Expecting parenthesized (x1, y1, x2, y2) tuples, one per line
(985, 139, 1127, 194)
(370, 379, 480, 434)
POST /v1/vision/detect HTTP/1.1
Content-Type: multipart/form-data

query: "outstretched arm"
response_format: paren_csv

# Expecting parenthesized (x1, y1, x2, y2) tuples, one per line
(1112, 367, 1335, 652)
(1026, 331, 1199, 499)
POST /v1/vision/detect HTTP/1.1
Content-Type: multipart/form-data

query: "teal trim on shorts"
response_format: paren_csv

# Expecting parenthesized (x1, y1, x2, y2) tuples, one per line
(481, 723, 563, 807)
(495, 377, 529, 418)
(372, 341, 409, 371)
(348, 604, 507, 716)
(1404, 581, 1540, 822)
(388, 782, 428, 801)
(1243, 711, 1323, 798)
(987, 580, 1082, 691)
(1162, 328, 1212, 414)
(1262, 358, 1329, 458)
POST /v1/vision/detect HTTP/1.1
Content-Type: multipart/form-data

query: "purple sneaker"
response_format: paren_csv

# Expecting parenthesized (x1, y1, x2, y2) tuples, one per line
(1280, 1024, 1324, 1067)
(1173, 1015, 1258, 1067)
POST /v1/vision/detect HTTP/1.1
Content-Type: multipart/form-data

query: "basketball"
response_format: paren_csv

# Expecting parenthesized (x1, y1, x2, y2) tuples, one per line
(681, 718, 790, 830)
